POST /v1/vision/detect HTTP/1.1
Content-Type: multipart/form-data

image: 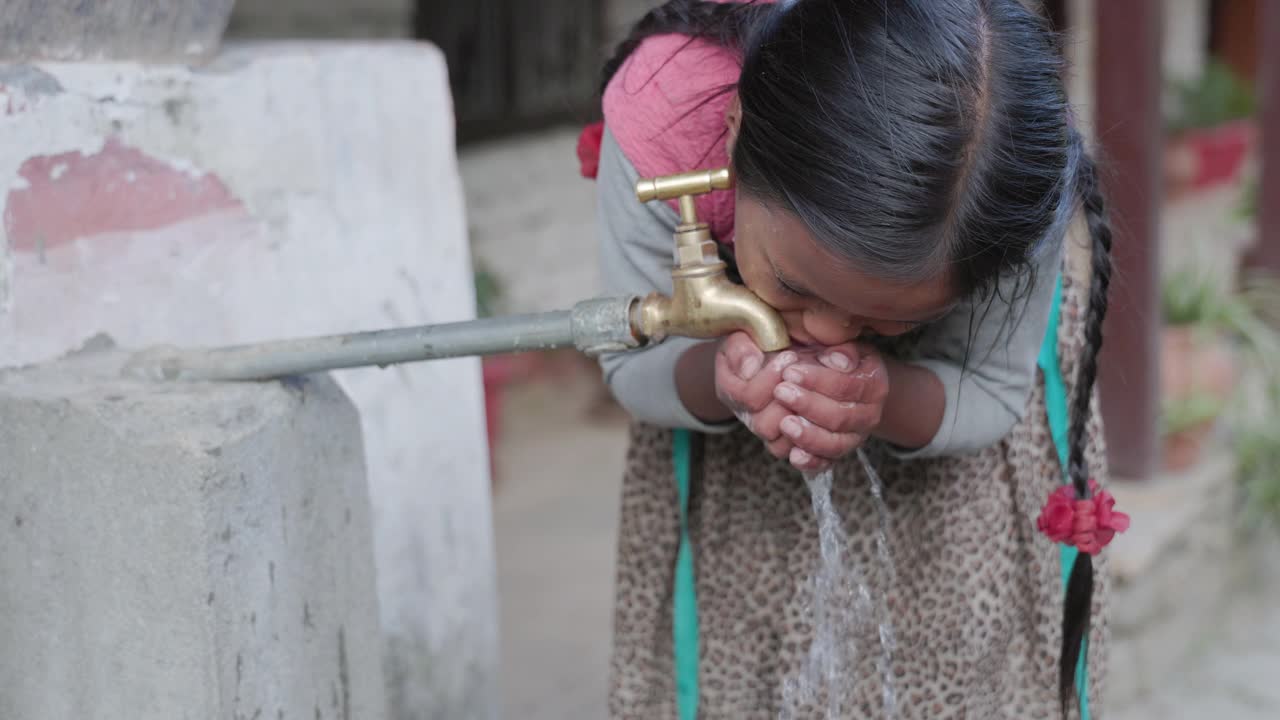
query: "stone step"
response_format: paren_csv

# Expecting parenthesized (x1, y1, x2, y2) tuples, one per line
(1107, 448, 1280, 712)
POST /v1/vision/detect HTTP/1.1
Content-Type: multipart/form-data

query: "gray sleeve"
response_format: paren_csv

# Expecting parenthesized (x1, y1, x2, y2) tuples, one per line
(594, 128, 737, 433)
(892, 235, 1066, 458)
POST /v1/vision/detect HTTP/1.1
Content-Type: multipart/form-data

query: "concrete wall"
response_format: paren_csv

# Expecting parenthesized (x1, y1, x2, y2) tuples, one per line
(0, 344, 385, 720)
(0, 43, 498, 719)
(227, 0, 414, 39)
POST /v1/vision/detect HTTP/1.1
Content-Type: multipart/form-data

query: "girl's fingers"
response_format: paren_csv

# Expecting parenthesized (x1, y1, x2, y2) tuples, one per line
(772, 381, 881, 435)
(765, 436, 793, 461)
(719, 331, 765, 380)
(749, 402, 791, 442)
(788, 446, 832, 473)
(779, 362, 867, 404)
(716, 348, 800, 414)
(779, 415, 864, 460)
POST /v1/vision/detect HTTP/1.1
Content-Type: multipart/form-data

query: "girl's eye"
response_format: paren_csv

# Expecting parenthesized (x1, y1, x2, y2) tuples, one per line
(774, 275, 808, 298)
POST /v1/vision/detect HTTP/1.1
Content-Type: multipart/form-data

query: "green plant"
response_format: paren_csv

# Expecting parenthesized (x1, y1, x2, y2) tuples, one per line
(474, 263, 503, 319)
(1158, 261, 1280, 525)
(1236, 423, 1280, 529)
(1162, 391, 1227, 437)
(1166, 60, 1257, 135)
(1238, 176, 1258, 222)
(1215, 275, 1280, 528)
(1162, 264, 1241, 328)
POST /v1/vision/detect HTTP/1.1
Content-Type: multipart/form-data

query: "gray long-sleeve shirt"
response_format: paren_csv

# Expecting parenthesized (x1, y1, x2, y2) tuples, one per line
(595, 128, 1064, 458)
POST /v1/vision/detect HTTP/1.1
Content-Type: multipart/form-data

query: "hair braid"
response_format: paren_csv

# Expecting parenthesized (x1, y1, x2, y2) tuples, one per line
(1057, 131, 1114, 715)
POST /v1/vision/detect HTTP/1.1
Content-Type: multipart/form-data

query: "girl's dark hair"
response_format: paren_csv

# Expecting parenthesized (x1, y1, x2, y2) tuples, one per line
(603, 1, 1111, 714)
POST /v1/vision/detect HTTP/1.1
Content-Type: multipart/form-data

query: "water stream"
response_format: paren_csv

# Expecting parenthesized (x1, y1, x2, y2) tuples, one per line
(779, 449, 897, 719)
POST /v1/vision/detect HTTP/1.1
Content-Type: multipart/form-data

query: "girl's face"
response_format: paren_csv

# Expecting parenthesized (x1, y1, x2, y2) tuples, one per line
(725, 96, 958, 347)
(731, 194, 959, 347)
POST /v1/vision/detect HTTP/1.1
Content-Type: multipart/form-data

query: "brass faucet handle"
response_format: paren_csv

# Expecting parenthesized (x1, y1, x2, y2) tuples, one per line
(634, 167, 733, 204)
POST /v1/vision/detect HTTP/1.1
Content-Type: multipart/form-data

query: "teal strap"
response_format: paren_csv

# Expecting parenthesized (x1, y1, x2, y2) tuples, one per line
(672, 429, 700, 720)
(1036, 274, 1092, 720)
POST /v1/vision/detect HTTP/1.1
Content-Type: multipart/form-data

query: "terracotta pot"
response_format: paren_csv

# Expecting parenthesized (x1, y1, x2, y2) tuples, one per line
(1165, 119, 1258, 198)
(1159, 326, 1238, 471)
(1160, 326, 1239, 404)
(1163, 421, 1216, 473)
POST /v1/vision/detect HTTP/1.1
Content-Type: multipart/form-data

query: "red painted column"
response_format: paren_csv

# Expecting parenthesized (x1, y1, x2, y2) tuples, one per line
(1244, 0, 1280, 273)
(1094, 0, 1164, 480)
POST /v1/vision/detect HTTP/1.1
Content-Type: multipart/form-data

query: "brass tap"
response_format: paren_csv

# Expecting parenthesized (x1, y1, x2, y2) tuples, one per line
(631, 168, 790, 352)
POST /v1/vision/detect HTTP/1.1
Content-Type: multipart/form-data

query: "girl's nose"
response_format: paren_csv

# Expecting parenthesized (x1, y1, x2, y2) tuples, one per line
(802, 307, 860, 346)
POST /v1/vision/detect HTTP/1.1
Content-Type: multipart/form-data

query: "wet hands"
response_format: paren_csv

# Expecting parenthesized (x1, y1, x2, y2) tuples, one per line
(715, 332, 889, 472)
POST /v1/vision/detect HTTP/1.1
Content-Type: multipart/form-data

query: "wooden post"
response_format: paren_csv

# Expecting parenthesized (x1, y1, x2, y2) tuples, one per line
(1094, 0, 1164, 480)
(1245, 0, 1280, 273)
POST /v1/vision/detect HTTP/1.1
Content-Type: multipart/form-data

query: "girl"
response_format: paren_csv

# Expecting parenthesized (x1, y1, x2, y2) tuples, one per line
(582, 1, 1129, 717)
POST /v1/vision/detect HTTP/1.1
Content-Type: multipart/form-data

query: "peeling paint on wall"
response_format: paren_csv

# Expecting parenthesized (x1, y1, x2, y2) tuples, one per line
(4, 138, 241, 253)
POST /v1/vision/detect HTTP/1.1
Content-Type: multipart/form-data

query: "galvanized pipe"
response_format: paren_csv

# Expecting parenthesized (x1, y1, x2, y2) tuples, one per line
(123, 296, 643, 382)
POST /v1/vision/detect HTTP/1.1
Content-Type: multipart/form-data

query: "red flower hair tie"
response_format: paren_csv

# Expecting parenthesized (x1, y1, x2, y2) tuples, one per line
(1037, 479, 1130, 555)
(577, 121, 605, 179)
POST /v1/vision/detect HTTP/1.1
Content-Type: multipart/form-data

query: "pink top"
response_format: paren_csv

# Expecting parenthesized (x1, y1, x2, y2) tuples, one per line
(602, 0, 775, 245)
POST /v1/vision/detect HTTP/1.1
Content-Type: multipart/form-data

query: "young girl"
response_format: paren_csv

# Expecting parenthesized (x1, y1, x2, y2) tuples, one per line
(582, 1, 1129, 717)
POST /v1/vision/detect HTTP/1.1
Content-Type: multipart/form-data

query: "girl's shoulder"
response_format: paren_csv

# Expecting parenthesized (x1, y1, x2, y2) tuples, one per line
(602, 33, 740, 182)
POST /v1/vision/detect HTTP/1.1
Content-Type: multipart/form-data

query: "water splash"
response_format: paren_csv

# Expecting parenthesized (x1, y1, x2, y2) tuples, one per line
(779, 449, 897, 719)
(858, 449, 898, 719)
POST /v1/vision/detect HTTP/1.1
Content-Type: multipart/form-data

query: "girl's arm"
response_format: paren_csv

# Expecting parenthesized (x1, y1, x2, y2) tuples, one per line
(876, 357, 947, 451)
(887, 231, 1068, 457)
(595, 128, 737, 431)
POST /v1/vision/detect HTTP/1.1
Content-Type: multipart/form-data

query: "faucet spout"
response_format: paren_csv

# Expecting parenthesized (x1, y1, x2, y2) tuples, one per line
(631, 167, 790, 353)
(633, 268, 790, 351)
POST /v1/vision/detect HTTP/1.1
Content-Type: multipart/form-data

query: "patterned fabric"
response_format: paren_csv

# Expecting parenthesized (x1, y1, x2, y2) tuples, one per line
(608, 269, 1112, 719)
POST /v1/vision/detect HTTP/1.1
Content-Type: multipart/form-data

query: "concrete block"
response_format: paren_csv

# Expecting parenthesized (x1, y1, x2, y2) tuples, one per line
(0, 341, 385, 720)
(0, 43, 498, 719)
(0, 1, 234, 63)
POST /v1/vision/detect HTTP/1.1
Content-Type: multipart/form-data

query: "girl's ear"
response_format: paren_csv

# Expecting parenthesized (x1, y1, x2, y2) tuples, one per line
(726, 94, 742, 157)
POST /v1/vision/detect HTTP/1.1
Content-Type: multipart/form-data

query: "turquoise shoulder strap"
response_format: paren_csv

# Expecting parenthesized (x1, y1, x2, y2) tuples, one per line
(670, 274, 1087, 720)
(672, 429, 700, 720)
(1036, 274, 1092, 720)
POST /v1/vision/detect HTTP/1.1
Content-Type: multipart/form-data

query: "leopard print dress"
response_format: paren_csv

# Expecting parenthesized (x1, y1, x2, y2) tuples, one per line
(607, 256, 1111, 719)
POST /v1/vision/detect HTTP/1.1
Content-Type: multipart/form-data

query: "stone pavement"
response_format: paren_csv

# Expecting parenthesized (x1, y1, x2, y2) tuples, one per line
(491, 373, 628, 720)
(1111, 533, 1280, 720)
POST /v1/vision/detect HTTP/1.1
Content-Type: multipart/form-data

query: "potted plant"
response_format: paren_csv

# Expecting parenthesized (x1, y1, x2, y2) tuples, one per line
(1224, 276, 1280, 528)
(1161, 391, 1228, 471)
(1159, 265, 1241, 469)
(1164, 60, 1258, 197)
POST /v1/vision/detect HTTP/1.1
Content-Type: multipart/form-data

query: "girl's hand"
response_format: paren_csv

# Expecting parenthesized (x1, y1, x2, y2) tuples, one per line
(770, 342, 889, 472)
(714, 332, 799, 446)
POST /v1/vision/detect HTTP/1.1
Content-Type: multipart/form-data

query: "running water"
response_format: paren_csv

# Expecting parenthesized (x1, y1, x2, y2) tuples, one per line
(779, 449, 897, 720)
(858, 449, 898, 719)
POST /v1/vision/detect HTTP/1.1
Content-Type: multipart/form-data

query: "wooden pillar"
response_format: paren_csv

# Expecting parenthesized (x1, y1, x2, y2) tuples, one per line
(1245, 0, 1280, 273)
(1094, 0, 1164, 480)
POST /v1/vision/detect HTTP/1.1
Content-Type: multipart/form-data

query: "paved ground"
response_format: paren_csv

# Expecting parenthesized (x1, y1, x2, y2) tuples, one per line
(491, 373, 628, 720)
(1111, 535, 1280, 720)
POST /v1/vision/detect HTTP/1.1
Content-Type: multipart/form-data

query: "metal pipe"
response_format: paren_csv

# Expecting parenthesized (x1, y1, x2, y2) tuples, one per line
(124, 296, 641, 382)
(121, 167, 788, 383)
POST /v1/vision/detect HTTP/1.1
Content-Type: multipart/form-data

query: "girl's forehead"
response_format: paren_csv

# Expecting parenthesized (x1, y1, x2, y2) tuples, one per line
(737, 196, 959, 320)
